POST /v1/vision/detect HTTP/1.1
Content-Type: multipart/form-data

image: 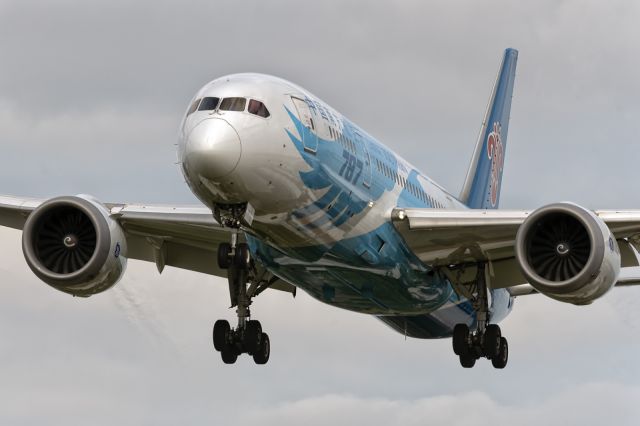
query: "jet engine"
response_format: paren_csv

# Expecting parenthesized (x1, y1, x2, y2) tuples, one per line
(515, 203, 620, 305)
(21, 195, 127, 297)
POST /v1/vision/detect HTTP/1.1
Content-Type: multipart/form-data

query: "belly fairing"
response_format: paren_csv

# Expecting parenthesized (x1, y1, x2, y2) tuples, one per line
(247, 221, 455, 315)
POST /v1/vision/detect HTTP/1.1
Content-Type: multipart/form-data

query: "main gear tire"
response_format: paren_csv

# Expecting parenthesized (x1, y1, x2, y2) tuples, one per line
(213, 319, 231, 352)
(491, 337, 509, 369)
(244, 320, 262, 354)
(253, 333, 270, 365)
(459, 353, 476, 368)
(221, 348, 238, 364)
(483, 324, 502, 359)
(452, 324, 470, 356)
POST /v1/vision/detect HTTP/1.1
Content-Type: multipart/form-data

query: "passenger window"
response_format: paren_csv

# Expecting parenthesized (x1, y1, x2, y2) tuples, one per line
(198, 97, 220, 111)
(220, 97, 247, 111)
(187, 98, 201, 115)
(248, 99, 270, 118)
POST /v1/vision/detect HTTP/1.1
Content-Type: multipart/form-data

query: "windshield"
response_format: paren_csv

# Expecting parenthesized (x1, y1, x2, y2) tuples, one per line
(219, 97, 246, 111)
(198, 97, 220, 111)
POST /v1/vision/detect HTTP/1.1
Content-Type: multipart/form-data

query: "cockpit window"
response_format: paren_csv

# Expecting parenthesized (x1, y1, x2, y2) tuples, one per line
(198, 97, 220, 111)
(187, 98, 201, 115)
(219, 97, 246, 111)
(248, 99, 270, 118)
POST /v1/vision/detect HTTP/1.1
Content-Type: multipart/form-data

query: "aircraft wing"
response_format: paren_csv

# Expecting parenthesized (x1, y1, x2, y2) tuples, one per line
(0, 195, 296, 295)
(391, 207, 640, 290)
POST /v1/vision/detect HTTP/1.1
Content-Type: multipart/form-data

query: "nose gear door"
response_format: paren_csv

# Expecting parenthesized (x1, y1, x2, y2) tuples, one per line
(291, 97, 318, 153)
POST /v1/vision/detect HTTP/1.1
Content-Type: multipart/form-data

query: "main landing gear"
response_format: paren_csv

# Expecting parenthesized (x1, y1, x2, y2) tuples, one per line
(450, 263, 509, 369)
(212, 231, 271, 365)
(452, 323, 508, 369)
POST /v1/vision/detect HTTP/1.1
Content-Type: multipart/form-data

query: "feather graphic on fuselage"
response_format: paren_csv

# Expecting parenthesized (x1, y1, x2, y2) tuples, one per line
(284, 105, 390, 242)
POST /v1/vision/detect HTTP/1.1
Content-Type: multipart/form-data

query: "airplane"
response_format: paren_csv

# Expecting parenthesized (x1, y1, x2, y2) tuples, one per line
(3, 48, 640, 369)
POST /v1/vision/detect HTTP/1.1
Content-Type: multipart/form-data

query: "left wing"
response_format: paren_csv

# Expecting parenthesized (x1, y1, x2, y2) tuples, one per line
(391, 207, 640, 290)
(0, 195, 296, 295)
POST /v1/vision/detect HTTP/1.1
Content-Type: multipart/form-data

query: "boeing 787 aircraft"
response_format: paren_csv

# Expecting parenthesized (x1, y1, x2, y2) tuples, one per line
(3, 48, 640, 369)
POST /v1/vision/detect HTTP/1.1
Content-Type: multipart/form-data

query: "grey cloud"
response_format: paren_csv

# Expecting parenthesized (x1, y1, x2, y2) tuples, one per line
(1, 226, 639, 424)
(1, 0, 639, 206)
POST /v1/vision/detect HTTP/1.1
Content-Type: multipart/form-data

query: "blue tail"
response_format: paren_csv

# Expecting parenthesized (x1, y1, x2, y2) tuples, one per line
(459, 48, 518, 209)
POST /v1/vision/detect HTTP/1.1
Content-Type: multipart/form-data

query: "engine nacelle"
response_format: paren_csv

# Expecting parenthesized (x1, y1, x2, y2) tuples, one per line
(22, 195, 127, 297)
(515, 203, 620, 305)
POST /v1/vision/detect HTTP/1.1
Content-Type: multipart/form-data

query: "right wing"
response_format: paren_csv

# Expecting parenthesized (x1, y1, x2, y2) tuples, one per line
(109, 203, 231, 276)
(0, 195, 296, 295)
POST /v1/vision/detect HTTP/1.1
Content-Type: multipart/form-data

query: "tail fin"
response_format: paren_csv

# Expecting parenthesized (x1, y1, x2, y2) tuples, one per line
(459, 48, 518, 209)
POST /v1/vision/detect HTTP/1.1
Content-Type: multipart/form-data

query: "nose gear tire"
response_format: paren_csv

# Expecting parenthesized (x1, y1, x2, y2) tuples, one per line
(217, 243, 232, 269)
(234, 243, 250, 269)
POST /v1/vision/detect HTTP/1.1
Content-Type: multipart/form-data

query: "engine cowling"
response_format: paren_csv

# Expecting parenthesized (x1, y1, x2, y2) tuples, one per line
(515, 202, 620, 305)
(21, 195, 127, 297)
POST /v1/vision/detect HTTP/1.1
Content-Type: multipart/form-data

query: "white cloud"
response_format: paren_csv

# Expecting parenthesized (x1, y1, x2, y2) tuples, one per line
(240, 383, 640, 426)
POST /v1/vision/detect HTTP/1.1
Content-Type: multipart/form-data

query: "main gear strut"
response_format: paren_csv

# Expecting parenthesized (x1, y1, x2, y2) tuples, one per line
(451, 263, 509, 369)
(212, 224, 271, 365)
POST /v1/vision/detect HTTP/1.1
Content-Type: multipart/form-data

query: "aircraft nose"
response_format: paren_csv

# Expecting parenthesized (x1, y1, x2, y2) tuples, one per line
(183, 118, 241, 180)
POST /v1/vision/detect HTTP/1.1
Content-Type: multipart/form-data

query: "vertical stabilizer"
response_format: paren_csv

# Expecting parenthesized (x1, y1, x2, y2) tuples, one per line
(459, 48, 518, 209)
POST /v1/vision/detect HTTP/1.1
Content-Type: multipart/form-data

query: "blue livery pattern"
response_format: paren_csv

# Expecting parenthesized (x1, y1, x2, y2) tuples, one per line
(465, 48, 518, 209)
(245, 81, 516, 337)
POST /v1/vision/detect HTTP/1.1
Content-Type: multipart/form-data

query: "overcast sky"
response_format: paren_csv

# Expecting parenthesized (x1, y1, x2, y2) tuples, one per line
(1, 1, 640, 424)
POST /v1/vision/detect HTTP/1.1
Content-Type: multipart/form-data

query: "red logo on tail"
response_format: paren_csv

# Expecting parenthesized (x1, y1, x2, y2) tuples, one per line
(486, 122, 504, 207)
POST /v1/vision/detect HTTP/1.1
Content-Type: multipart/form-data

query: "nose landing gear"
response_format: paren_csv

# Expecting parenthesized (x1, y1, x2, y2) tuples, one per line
(212, 232, 271, 365)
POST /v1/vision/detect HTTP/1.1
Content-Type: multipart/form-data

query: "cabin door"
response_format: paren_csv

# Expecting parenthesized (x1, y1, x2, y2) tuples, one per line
(291, 97, 318, 153)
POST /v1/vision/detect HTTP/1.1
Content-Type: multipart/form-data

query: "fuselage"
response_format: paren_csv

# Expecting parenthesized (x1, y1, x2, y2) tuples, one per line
(177, 73, 512, 338)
